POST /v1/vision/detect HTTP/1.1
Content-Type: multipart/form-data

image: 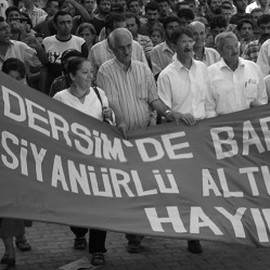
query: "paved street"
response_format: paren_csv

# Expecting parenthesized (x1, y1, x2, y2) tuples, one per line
(0, 221, 269, 270)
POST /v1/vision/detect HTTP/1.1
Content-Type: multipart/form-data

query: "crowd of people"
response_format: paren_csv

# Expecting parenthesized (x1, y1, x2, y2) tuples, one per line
(0, 0, 269, 266)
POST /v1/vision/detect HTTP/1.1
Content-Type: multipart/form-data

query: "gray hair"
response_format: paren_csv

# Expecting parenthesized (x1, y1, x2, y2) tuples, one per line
(108, 28, 133, 49)
(215, 32, 238, 53)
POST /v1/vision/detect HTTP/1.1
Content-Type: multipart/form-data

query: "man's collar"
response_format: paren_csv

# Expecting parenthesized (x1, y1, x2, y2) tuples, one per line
(219, 57, 245, 69)
(114, 57, 132, 72)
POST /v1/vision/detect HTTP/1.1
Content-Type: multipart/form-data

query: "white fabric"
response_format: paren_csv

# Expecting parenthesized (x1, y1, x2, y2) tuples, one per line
(207, 57, 268, 117)
(256, 39, 270, 77)
(157, 58, 209, 120)
(53, 87, 109, 121)
(42, 35, 85, 64)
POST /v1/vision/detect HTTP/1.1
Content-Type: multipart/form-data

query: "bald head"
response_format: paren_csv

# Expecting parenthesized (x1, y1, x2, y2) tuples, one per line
(108, 27, 133, 49)
(188, 21, 206, 48)
(189, 21, 205, 32)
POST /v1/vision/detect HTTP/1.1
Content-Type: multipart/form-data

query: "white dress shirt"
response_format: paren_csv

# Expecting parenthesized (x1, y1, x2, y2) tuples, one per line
(256, 39, 270, 77)
(207, 57, 268, 117)
(157, 58, 209, 120)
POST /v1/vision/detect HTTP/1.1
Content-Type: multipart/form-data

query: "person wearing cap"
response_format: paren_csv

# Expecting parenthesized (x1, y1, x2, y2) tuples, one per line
(49, 49, 83, 97)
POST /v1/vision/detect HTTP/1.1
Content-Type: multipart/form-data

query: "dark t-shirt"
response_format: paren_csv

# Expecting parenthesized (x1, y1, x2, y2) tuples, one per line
(89, 17, 105, 35)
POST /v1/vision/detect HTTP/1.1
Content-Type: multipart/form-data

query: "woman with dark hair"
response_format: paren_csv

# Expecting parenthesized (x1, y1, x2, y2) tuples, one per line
(76, 23, 97, 51)
(0, 58, 32, 267)
(53, 57, 114, 266)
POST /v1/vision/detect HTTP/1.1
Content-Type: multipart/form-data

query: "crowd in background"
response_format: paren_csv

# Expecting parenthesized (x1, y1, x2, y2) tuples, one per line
(0, 0, 270, 267)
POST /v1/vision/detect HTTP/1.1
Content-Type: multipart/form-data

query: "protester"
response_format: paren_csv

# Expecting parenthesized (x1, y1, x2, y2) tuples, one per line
(33, 0, 59, 38)
(242, 14, 270, 62)
(125, 12, 153, 61)
(89, 0, 112, 36)
(139, 1, 162, 36)
(207, 32, 267, 117)
(49, 49, 83, 97)
(237, 18, 255, 54)
(149, 26, 165, 46)
(189, 21, 220, 66)
(40, 10, 88, 94)
(0, 58, 33, 267)
(96, 28, 181, 253)
(0, 16, 45, 72)
(155, 0, 172, 23)
(76, 23, 97, 51)
(20, 0, 47, 27)
(53, 57, 114, 266)
(230, 0, 252, 25)
(150, 15, 180, 77)
(89, 12, 147, 81)
(157, 28, 209, 254)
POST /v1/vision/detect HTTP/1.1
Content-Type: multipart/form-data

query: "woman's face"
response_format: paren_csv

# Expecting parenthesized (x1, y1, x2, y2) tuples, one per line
(151, 30, 163, 46)
(79, 27, 95, 44)
(71, 61, 92, 90)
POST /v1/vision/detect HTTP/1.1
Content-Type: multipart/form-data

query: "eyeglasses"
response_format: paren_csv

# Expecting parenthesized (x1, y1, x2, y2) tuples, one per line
(178, 40, 195, 46)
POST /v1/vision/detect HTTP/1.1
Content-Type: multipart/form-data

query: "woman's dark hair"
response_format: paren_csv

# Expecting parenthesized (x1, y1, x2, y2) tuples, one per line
(67, 57, 89, 81)
(2, 58, 26, 78)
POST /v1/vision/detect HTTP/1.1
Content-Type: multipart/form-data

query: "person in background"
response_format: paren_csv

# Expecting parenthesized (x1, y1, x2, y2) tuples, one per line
(49, 49, 83, 97)
(0, 16, 45, 71)
(150, 15, 180, 77)
(53, 57, 114, 266)
(125, 12, 153, 62)
(237, 18, 255, 54)
(177, 8, 195, 27)
(0, 58, 32, 266)
(155, 0, 172, 23)
(33, 0, 59, 38)
(189, 21, 220, 66)
(207, 32, 267, 117)
(76, 22, 96, 51)
(20, 0, 47, 27)
(40, 10, 88, 94)
(89, 0, 112, 36)
(246, 0, 270, 14)
(221, 1, 234, 26)
(250, 7, 264, 39)
(243, 14, 270, 62)
(230, 0, 252, 25)
(127, 0, 142, 17)
(149, 26, 165, 46)
(139, 1, 162, 36)
(205, 14, 227, 48)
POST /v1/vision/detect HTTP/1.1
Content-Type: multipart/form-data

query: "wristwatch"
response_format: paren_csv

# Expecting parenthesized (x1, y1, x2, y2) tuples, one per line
(165, 109, 173, 116)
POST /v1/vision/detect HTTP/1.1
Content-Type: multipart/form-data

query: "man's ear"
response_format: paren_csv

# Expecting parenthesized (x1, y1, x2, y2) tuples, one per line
(107, 33, 115, 52)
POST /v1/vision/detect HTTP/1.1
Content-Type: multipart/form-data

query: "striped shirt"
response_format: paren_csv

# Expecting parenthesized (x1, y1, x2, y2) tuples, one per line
(257, 39, 270, 77)
(20, 6, 47, 27)
(97, 58, 158, 130)
(88, 39, 148, 79)
(150, 41, 175, 76)
(0, 40, 41, 70)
